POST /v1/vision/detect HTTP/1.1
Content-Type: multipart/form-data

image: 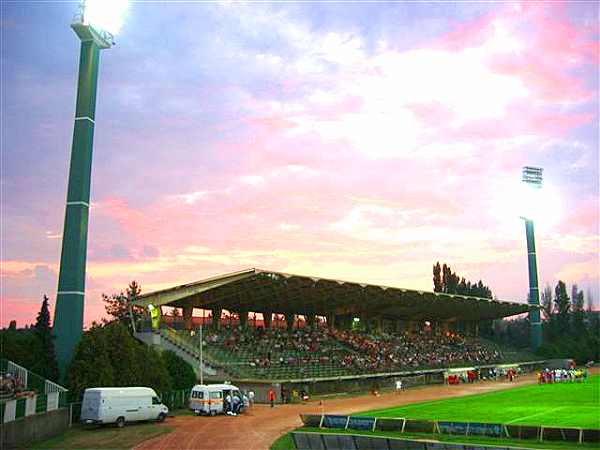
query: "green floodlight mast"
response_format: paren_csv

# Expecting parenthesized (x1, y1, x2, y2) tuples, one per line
(53, 0, 127, 378)
(522, 166, 543, 351)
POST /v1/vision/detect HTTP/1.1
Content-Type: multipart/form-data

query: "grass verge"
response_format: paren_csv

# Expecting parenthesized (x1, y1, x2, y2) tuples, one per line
(30, 422, 173, 449)
(270, 432, 296, 450)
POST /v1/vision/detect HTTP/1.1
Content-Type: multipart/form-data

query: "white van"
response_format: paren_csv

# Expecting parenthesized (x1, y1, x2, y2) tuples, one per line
(189, 384, 244, 416)
(81, 387, 169, 427)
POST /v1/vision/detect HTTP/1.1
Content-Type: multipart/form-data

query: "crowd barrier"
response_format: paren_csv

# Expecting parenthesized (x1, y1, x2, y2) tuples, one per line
(292, 431, 535, 450)
(300, 414, 600, 445)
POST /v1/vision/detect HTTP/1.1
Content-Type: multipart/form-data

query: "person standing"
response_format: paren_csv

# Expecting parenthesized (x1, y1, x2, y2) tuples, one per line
(225, 392, 233, 415)
(268, 387, 276, 408)
(248, 390, 255, 406)
(232, 394, 240, 415)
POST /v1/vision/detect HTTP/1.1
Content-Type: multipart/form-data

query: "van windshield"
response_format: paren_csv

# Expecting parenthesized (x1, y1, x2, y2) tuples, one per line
(152, 396, 161, 405)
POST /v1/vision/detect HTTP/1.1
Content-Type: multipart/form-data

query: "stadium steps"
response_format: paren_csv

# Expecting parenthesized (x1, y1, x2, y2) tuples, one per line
(134, 329, 222, 379)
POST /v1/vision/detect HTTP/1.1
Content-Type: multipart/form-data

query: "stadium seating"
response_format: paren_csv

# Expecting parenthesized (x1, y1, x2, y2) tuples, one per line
(169, 325, 524, 380)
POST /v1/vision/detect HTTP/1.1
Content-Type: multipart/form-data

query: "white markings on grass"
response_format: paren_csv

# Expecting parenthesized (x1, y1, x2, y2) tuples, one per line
(505, 406, 566, 425)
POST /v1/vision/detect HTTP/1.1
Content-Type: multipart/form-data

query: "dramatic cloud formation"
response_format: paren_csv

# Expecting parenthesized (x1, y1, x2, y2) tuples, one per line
(2, 1, 598, 326)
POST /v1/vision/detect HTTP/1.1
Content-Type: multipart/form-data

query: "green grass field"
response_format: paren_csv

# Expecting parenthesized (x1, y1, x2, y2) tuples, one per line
(363, 375, 600, 429)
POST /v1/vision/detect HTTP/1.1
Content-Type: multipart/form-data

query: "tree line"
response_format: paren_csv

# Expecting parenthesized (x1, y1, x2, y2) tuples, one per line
(0, 281, 196, 401)
(536, 281, 599, 364)
(433, 262, 494, 298)
(480, 280, 599, 364)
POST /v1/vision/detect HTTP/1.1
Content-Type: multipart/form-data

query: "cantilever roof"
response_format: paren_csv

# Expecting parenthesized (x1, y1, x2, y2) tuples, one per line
(132, 268, 533, 321)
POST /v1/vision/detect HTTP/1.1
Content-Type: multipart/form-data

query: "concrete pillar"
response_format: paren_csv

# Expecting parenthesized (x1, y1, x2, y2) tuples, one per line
(440, 321, 449, 334)
(407, 321, 416, 334)
(336, 315, 352, 331)
(263, 312, 272, 329)
(285, 313, 295, 331)
(327, 313, 336, 330)
(374, 317, 383, 334)
(395, 320, 404, 334)
(212, 308, 222, 329)
(239, 310, 248, 329)
(183, 306, 193, 330)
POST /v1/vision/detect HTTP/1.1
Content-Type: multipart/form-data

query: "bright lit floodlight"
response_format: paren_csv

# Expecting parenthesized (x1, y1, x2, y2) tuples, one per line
(522, 166, 543, 188)
(72, 0, 129, 48)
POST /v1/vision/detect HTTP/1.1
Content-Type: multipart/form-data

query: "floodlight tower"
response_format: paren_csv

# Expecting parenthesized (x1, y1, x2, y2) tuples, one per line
(53, 0, 128, 378)
(522, 166, 543, 351)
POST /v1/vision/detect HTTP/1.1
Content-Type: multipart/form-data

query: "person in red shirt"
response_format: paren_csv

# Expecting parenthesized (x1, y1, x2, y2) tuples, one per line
(268, 388, 276, 408)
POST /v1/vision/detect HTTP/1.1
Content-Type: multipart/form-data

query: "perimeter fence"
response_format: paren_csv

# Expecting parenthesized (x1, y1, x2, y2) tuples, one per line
(300, 414, 600, 445)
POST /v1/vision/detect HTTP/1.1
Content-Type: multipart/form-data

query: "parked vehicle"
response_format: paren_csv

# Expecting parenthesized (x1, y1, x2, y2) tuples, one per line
(81, 387, 168, 427)
(189, 383, 244, 416)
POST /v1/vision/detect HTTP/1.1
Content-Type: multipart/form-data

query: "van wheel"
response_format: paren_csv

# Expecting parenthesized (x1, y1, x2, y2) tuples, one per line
(210, 410, 216, 416)
(116, 417, 125, 428)
(157, 413, 166, 422)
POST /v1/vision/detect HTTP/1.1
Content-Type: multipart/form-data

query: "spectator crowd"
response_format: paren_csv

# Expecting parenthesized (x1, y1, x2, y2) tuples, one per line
(202, 325, 506, 376)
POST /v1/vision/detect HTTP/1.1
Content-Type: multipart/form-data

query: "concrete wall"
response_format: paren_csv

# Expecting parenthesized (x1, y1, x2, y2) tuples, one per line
(1, 408, 69, 449)
(235, 381, 281, 404)
(292, 432, 533, 450)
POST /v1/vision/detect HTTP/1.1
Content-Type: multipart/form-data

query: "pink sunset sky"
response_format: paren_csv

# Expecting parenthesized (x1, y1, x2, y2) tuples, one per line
(2, 1, 598, 327)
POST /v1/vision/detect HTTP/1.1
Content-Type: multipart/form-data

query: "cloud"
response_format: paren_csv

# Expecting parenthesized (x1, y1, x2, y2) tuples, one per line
(2, 1, 598, 325)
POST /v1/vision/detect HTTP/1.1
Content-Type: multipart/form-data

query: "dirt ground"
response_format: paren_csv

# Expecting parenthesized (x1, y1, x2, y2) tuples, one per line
(135, 373, 541, 450)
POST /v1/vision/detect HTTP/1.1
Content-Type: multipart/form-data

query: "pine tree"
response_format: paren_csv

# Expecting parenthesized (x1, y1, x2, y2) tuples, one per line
(433, 262, 442, 292)
(586, 289, 593, 312)
(441, 264, 449, 293)
(572, 287, 585, 336)
(458, 278, 468, 295)
(554, 281, 571, 332)
(32, 295, 59, 381)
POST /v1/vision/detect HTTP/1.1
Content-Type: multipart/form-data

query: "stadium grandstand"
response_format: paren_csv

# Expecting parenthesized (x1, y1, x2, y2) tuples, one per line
(131, 269, 540, 391)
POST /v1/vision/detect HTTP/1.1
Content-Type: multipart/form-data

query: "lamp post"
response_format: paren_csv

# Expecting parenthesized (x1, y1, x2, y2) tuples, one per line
(53, 0, 128, 378)
(521, 166, 543, 351)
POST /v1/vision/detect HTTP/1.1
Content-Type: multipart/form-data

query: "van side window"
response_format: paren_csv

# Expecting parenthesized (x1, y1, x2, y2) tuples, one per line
(209, 391, 222, 400)
(152, 396, 161, 405)
(191, 391, 204, 399)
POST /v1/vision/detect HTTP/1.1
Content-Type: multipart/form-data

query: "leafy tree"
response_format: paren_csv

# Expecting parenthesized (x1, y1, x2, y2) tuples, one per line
(0, 327, 38, 369)
(67, 324, 116, 400)
(541, 284, 553, 321)
(103, 280, 142, 327)
(8, 320, 16, 331)
(162, 350, 196, 390)
(67, 322, 172, 401)
(31, 295, 59, 381)
(137, 345, 172, 394)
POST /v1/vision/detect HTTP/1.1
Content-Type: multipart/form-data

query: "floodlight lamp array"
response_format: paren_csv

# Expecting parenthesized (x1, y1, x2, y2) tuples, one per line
(71, 1, 115, 49)
(522, 166, 543, 187)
